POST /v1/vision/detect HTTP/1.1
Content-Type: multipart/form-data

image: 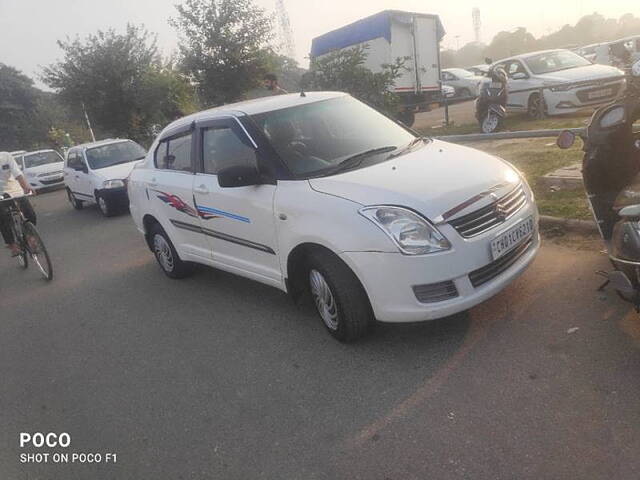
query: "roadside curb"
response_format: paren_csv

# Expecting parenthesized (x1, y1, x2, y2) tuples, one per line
(539, 215, 598, 235)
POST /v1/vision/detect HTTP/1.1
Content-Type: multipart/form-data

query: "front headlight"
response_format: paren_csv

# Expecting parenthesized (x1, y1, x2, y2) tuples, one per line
(359, 206, 451, 255)
(600, 106, 625, 128)
(550, 83, 573, 92)
(103, 179, 125, 189)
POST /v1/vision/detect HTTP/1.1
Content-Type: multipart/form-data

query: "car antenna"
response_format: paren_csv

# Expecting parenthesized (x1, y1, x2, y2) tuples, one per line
(300, 89, 306, 97)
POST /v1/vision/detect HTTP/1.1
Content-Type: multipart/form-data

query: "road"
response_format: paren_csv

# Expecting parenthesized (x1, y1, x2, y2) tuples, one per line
(2, 189, 640, 479)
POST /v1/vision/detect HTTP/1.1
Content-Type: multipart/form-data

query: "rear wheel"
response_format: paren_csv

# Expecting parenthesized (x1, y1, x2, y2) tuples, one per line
(459, 87, 472, 98)
(397, 109, 415, 127)
(149, 224, 193, 279)
(66, 188, 83, 210)
(23, 222, 53, 281)
(306, 249, 372, 342)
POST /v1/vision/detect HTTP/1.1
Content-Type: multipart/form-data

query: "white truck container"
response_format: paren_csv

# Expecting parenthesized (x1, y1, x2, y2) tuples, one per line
(310, 10, 446, 126)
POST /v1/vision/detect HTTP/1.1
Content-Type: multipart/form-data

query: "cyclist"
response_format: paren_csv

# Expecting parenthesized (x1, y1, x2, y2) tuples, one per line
(0, 151, 36, 256)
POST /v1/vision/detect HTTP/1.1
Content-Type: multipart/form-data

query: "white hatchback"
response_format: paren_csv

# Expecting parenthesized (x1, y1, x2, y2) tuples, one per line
(14, 150, 65, 190)
(64, 139, 147, 216)
(128, 92, 540, 341)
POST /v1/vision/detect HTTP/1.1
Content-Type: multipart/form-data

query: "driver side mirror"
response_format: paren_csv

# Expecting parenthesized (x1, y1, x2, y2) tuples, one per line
(218, 165, 262, 188)
(511, 72, 528, 80)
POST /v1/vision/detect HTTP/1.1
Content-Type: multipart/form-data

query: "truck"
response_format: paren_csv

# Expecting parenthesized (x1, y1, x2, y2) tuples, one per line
(310, 10, 446, 126)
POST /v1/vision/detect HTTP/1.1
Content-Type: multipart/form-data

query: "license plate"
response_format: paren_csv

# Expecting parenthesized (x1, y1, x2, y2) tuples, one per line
(490, 216, 535, 260)
(587, 88, 613, 100)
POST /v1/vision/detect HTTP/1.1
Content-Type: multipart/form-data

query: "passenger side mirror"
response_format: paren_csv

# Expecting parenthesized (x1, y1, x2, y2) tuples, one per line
(218, 165, 262, 188)
(511, 72, 527, 80)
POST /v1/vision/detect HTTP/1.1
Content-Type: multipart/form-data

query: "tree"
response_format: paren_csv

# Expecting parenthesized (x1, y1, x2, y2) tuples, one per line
(301, 45, 407, 116)
(171, 0, 275, 106)
(0, 64, 41, 151)
(42, 24, 197, 145)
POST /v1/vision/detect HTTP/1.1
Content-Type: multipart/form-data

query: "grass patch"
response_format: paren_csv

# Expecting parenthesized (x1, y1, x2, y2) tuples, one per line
(463, 138, 592, 220)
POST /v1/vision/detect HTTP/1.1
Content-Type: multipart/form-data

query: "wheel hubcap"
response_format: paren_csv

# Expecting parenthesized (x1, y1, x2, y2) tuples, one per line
(309, 269, 339, 330)
(483, 114, 499, 133)
(99, 197, 108, 213)
(153, 234, 174, 272)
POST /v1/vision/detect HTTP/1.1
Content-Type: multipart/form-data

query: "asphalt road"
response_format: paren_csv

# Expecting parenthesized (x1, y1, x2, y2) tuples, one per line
(2, 189, 640, 479)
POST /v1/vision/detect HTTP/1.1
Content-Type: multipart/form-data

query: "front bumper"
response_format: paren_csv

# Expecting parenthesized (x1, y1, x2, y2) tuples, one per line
(28, 176, 65, 190)
(96, 186, 129, 207)
(340, 203, 540, 323)
(544, 79, 625, 115)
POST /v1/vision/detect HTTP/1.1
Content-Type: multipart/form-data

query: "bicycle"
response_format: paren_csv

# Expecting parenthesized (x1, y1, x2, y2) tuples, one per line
(0, 193, 53, 281)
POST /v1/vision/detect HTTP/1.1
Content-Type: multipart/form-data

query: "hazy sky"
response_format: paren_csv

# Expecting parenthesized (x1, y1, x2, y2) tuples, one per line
(0, 0, 636, 86)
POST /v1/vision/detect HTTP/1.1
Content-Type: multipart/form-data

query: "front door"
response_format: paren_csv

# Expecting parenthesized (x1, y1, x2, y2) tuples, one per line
(192, 118, 281, 286)
(75, 152, 93, 199)
(149, 129, 211, 259)
(502, 60, 537, 111)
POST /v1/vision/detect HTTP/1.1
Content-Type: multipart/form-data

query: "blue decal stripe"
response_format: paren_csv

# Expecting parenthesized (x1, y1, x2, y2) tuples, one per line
(196, 205, 251, 223)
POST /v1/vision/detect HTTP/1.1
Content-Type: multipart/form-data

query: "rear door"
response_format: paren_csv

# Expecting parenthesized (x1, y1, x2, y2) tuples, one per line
(414, 16, 440, 92)
(148, 128, 211, 259)
(192, 117, 281, 286)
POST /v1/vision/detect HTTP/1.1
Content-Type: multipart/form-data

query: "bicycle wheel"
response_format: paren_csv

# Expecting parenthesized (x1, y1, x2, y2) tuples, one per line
(23, 222, 53, 281)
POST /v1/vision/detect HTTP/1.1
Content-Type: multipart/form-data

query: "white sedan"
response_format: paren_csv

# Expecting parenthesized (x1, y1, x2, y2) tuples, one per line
(128, 92, 539, 342)
(493, 49, 626, 117)
(14, 150, 65, 190)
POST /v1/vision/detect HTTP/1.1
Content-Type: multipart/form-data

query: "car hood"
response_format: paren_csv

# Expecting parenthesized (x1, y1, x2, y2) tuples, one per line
(537, 64, 624, 83)
(92, 160, 143, 181)
(308, 140, 520, 221)
(24, 162, 64, 175)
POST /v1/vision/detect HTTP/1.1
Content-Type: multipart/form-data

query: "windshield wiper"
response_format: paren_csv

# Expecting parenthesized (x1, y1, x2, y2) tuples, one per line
(328, 146, 398, 174)
(388, 137, 426, 159)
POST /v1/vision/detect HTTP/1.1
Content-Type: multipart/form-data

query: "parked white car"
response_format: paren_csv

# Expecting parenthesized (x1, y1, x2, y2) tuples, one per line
(64, 139, 147, 216)
(441, 68, 485, 98)
(493, 49, 626, 117)
(128, 92, 540, 342)
(13, 150, 65, 190)
(467, 64, 490, 77)
(441, 84, 455, 99)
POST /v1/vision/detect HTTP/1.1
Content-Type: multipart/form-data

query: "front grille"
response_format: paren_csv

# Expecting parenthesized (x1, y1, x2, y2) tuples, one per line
(38, 171, 63, 178)
(449, 185, 527, 238)
(576, 83, 622, 103)
(469, 238, 533, 288)
(413, 280, 459, 304)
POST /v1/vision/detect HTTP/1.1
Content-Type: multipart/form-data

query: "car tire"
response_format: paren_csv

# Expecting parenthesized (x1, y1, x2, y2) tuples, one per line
(66, 188, 83, 210)
(459, 87, 472, 98)
(527, 93, 545, 119)
(97, 195, 115, 217)
(149, 223, 193, 279)
(306, 249, 372, 342)
(397, 109, 415, 127)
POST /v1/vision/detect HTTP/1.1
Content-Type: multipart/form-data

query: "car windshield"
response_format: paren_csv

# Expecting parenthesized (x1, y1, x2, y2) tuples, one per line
(85, 141, 147, 170)
(250, 96, 418, 178)
(23, 151, 62, 168)
(448, 68, 475, 78)
(524, 50, 592, 75)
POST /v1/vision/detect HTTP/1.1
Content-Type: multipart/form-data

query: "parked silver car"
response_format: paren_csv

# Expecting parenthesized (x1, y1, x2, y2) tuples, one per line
(441, 68, 485, 98)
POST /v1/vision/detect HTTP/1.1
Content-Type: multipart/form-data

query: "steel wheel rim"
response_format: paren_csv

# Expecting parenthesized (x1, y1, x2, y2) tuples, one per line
(482, 114, 498, 133)
(154, 234, 174, 272)
(530, 96, 542, 117)
(309, 269, 339, 330)
(98, 197, 108, 214)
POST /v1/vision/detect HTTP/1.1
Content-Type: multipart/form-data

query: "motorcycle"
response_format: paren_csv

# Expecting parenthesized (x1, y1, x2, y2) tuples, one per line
(557, 58, 640, 305)
(475, 65, 508, 134)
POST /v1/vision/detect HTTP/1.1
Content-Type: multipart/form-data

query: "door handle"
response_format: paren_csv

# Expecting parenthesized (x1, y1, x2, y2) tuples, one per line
(194, 184, 209, 195)
(148, 177, 158, 188)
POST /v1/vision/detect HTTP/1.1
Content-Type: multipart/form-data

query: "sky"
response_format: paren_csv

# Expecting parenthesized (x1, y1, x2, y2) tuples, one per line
(0, 0, 636, 87)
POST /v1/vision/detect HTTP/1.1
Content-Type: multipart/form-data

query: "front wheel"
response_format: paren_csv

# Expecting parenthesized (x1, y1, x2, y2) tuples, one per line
(97, 195, 115, 217)
(306, 250, 372, 342)
(23, 222, 53, 281)
(528, 93, 545, 119)
(481, 113, 501, 133)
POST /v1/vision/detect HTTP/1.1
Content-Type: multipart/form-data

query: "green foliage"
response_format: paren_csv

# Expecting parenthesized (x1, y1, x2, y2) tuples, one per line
(171, 0, 275, 106)
(301, 45, 408, 115)
(42, 24, 197, 145)
(0, 64, 41, 151)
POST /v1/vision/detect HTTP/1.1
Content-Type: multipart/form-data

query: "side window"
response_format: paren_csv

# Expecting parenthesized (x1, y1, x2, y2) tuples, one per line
(441, 72, 452, 81)
(67, 151, 77, 169)
(202, 126, 257, 175)
(155, 133, 193, 172)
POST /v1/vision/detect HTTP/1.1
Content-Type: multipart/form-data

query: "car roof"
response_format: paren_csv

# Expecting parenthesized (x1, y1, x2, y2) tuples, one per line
(163, 91, 348, 135)
(495, 49, 567, 64)
(22, 149, 59, 156)
(71, 138, 133, 151)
